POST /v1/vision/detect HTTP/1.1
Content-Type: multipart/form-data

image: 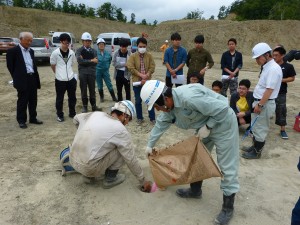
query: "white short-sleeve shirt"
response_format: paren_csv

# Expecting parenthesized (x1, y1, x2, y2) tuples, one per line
(253, 59, 282, 99)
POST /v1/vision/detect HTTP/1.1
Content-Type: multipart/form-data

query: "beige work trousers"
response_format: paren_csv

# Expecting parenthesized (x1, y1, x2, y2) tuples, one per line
(70, 149, 125, 177)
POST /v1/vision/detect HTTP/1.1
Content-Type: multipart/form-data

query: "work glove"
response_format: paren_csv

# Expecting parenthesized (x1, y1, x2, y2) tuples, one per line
(196, 125, 211, 139)
(145, 146, 154, 155)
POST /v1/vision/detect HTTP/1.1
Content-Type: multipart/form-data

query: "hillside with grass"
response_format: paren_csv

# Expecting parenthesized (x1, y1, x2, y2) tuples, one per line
(1, 6, 299, 54)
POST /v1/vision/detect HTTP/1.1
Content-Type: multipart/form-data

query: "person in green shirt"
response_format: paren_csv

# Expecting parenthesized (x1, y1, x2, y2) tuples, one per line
(186, 35, 214, 85)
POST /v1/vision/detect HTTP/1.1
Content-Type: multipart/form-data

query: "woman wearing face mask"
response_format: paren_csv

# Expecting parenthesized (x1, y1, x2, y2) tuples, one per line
(127, 37, 156, 125)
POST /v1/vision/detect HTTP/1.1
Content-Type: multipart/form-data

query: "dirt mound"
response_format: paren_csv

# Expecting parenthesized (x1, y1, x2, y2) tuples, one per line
(150, 19, 300, 54)
(1, 6, 299, 54)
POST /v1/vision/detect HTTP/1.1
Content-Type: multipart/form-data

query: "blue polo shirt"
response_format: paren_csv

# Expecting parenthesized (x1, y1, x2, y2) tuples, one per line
(164, 46, 187, 77)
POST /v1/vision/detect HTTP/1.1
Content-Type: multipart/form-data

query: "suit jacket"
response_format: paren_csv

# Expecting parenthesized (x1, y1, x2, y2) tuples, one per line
(6, 45, 40, 91)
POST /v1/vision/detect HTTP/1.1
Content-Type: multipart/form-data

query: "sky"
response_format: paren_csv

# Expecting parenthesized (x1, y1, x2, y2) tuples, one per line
(66, 0, 236, 23)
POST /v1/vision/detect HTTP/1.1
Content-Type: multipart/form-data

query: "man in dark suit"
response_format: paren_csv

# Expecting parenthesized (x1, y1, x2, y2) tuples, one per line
(6, 32, 43, 129)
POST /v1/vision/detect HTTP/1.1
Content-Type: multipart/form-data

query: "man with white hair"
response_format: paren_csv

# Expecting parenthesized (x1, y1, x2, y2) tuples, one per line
(69, 100, 149, 189)
(6, 32, 43, 129)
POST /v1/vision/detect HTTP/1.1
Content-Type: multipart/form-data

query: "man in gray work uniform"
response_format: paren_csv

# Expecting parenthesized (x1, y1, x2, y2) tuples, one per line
(141, 80, 239, 225)
(76, 32, 101, 113)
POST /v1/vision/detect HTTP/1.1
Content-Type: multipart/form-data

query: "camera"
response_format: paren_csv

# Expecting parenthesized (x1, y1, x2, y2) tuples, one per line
(283, 50, 300, 62)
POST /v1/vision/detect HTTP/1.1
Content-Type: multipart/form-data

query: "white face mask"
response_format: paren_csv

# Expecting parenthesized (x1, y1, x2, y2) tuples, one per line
(138, 47, 146, 54)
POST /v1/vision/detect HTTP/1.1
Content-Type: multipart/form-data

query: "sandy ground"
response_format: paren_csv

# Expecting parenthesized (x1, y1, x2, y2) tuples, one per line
(0, 51, 299, 225)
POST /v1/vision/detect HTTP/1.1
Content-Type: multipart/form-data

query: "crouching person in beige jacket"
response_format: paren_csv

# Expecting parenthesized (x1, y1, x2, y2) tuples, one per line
(69, 100, 149, 189)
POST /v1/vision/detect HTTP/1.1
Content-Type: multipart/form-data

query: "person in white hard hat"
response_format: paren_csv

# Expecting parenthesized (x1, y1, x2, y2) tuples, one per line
(69, 100, 150, 189)
(160, 40, 169, 65)
(241, 42, 282, 159)
(96, 38, 118, 103)
(140, 80, 239, 225)
(76, 32, 100, 113)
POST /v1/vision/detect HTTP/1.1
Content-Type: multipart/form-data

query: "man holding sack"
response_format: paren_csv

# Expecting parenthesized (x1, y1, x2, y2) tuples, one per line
(141, 80, 239, 225)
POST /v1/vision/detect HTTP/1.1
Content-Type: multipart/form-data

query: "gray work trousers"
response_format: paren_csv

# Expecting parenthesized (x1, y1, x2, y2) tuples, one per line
(79, 71, 96, 106)
(251, 100, 276, 142)
(202, 108, 240, 196)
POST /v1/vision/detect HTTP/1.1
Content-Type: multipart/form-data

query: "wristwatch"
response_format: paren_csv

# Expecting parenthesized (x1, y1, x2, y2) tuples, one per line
(258, 103, 264, 108)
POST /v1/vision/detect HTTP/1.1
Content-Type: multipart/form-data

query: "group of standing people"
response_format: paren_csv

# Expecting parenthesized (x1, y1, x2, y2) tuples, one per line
(6, 30, 298, 225)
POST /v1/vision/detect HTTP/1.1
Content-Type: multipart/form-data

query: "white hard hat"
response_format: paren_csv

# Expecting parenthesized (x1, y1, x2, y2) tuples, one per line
(141, 80, 166, 110)
(165, 40, 168, 43)
(96, 38, 106, 45)
(111, 100, 136, 118)
(252, 42, 272, 59)
(81, 32, 92, 41)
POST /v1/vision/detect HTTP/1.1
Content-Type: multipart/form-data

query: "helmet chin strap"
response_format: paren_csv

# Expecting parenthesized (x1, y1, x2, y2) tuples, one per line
(121, 113, 127, 125)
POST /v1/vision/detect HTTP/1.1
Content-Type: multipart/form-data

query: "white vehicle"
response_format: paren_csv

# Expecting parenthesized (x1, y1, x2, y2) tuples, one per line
(31, 38, 57, 63)
(52, 32, 76, 51)
(94, 32, 131, 57)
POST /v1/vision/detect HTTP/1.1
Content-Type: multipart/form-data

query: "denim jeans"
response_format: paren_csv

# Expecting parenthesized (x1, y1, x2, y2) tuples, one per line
(133, 86, 155, 121)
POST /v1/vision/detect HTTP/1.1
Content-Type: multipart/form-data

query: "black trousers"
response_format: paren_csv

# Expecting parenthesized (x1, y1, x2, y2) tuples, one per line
(79, 72, 96, 106)
(165, 76, 182, 88)
(16, 75, 38, 123)
(55, 78, 77, 118)
(116, 75, 131, 101)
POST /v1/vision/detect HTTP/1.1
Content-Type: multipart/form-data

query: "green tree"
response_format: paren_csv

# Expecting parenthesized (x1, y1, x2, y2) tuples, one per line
(34, 0, 55, 11)
(62, 0, 71, 13)
(153, 20, 158, 26)
(77, 3, 86, 15)
(13, 0, 25, 7)
(130, 13, 136, 24)
(209, 15, 215, 20)
(185, 9, 204, 19)
(140, 19, 147, 25)
(218, 5, 229, 20)
(229, 0, 300, 20)
(116, 7, 126, 22)
(86, 7, 95, 17)
(97, 2, 117, 20)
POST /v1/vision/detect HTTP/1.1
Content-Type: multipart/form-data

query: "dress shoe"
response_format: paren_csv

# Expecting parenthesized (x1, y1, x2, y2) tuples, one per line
(19, 123, 27, 129)
(29, 119, 43, 125)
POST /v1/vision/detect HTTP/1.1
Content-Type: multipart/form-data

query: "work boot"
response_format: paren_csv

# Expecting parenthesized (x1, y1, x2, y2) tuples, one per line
(109, 90, 118, 102)
(176, 188, 202, 199)
(214, 193, 235, 225)
(99, 90, 104, 103)
(176, 181, 203, 199)
(103, 169, 126, 189)
(241, 140, 265, 159)
(92, 105, 102, 111)
(241, 136, 256, 152)
(82, 105, 88, 113)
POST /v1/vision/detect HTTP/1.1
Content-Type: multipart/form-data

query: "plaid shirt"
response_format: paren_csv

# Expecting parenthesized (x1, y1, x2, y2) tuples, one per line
(140, 54, 145, 74)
